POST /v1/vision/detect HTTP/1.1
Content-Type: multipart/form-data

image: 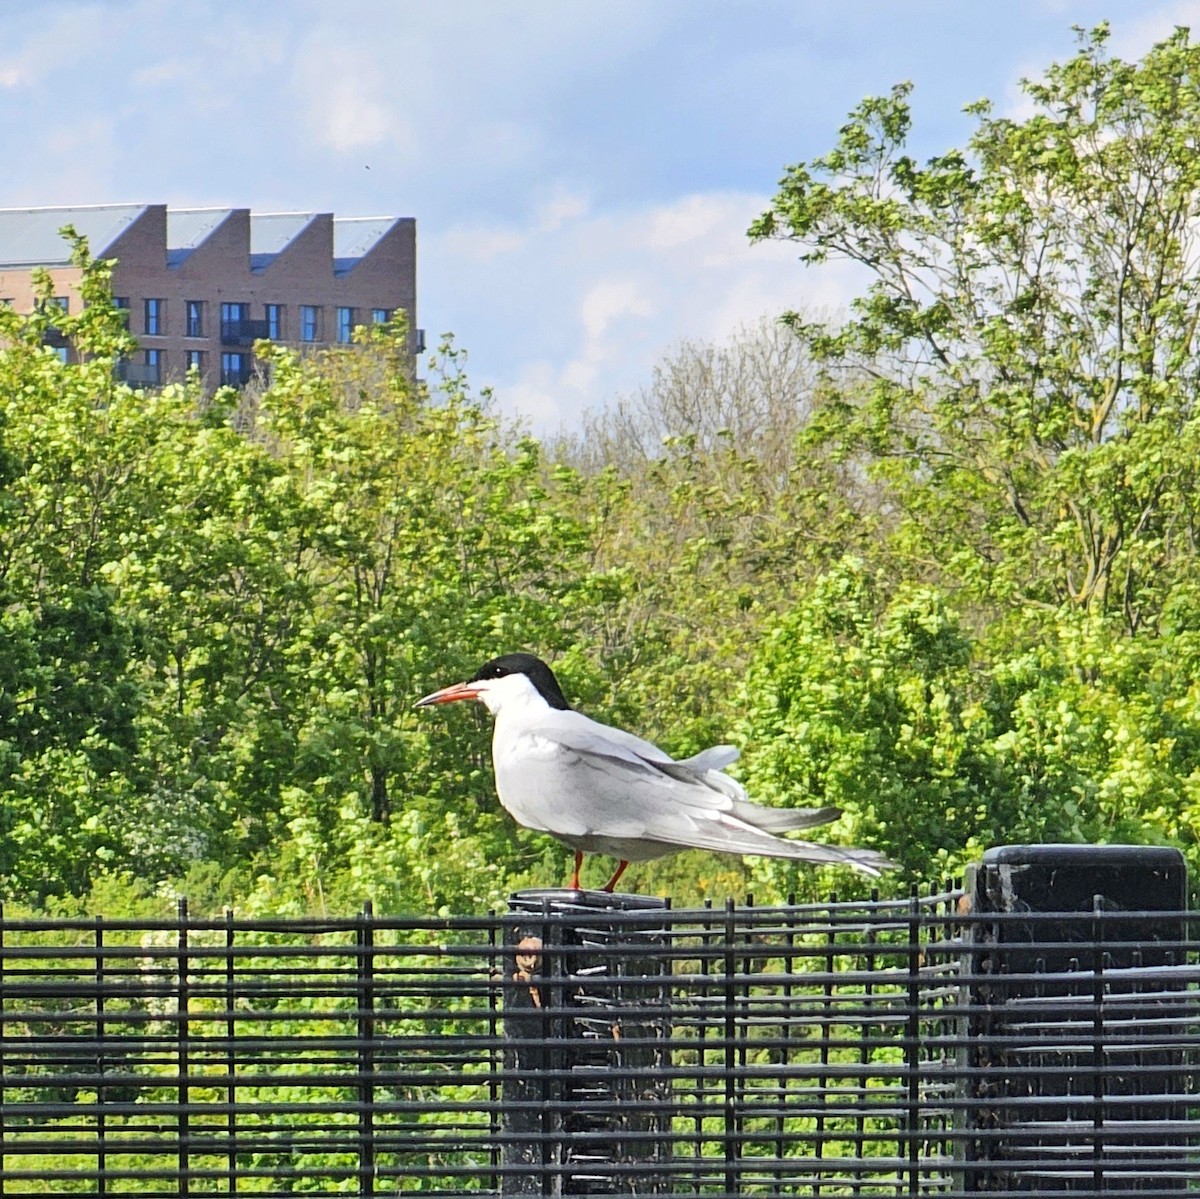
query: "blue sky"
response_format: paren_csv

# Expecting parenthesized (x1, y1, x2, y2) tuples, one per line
(1, 2, 1193, 429)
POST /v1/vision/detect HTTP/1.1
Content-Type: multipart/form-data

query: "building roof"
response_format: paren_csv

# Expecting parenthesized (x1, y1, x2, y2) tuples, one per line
(167, 207, 234, 268)
(251, 213, 316, 254)
(249, 213, 317, 273)
(0, 203, 150, 268)
(333, 216, 403, 276)
(0, 204, 410, 277)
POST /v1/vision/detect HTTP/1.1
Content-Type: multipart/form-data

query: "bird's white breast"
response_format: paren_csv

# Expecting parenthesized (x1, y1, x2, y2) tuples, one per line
(491, 721, 591, 835)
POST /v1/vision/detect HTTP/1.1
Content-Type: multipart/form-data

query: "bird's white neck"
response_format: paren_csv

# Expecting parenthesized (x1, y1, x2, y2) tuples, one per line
(473, 671, 555, 718)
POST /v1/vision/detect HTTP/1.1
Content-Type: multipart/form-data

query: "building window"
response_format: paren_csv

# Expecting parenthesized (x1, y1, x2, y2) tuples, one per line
(51, 345, 69, 364)
(220, 351, 247, 386)
(186, 300, 204, 338)
(265, 304, 284, 340)
(144, 298, 164, 336)
(51, 296, 69, 314)
(187, 350, 205, 374)
(145, 349, 162, 384)
(114, 297, 130, 325)
(371, 307, 390, 325)
(220, 302, 250, 341)
(336, 307, 355, 344)
(300, 305, 319, 343)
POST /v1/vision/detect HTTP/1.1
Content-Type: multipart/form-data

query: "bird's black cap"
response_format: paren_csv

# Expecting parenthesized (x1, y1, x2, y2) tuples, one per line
(469, 653, 572, 710)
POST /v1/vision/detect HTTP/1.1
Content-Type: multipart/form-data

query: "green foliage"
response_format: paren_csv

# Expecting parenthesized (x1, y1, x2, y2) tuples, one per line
(753, 23, 1200, 634)
(736, 562, 1200, 889)
(735, 563, 1000, 893)
(13, 25, 1200, 923)
(725, 25, 1200, 893)
(0, 234, 613, 910)
(12, 34, 1200, 1189)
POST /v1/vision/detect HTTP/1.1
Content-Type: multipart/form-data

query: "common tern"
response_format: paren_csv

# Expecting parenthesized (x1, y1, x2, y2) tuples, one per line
(416, 652, 893, 892)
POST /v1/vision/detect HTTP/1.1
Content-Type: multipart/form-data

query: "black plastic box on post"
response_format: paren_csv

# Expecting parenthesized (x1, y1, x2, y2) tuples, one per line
(502, 889, 672, 1196)
(962, 845, 1190, 1193)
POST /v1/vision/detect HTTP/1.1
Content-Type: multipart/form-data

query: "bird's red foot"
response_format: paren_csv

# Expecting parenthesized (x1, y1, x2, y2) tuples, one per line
(567, 849, 584, 891)
(602, 860, 630, 893)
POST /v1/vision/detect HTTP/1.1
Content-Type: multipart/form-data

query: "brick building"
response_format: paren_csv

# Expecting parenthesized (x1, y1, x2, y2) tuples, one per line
(0, 203, 419, 388)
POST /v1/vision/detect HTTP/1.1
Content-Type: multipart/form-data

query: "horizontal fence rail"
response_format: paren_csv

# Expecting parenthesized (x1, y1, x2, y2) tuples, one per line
(0, 889, 1197, 1196)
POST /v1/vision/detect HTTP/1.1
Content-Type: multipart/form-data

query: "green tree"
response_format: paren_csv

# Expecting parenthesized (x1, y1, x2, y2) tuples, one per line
(734, 565, 1200, 893)
(246, 329, 604, 913)
(734, 564, 1001, 892)
(0, 235, 609, 909)
(0, 236, 156, 896)
(751, 23, 1200, 634)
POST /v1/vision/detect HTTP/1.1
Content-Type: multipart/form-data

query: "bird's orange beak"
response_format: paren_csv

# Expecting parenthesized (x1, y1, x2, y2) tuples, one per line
(414, 681, 481, 708)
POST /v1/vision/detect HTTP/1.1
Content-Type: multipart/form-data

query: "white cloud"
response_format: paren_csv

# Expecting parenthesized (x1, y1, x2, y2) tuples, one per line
(1110, 2, 1200, 56)
(427, 187, 867, 433)
(536, 187, 589, 233)
(292, 39, 407, 154)
(443, 226, 529, 263)
(580, 277, 656, 342)
(131, 59, 191, 88)
(643, 194, 736, 250)
(0, 5, 113, 90)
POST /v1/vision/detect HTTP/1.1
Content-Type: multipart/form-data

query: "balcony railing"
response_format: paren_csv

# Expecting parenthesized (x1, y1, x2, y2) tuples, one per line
(220, 318, 270, 346)
(115, 359, 161, 386)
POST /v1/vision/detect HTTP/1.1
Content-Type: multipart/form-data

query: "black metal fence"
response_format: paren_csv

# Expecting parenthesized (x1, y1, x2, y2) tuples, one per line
(0, 854, 1197, 1196)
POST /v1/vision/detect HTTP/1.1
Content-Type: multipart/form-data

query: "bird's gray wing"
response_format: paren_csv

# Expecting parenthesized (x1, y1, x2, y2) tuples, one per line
(679, 745, 739, 772)
(517, 713, 846, 842)
(520, 713, 743, 808)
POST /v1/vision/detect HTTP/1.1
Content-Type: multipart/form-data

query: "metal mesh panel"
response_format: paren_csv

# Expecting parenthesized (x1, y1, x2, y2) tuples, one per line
(0, 889, 1195, 1196)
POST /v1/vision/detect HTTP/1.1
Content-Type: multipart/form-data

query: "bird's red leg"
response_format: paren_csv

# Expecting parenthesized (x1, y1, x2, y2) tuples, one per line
(602, 860, 630, 893)
(568, 850, 584, 891)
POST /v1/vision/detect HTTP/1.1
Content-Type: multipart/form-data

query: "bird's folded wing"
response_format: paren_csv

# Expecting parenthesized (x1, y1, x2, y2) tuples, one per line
(679, 745, 739, 772)
(639, 813, 893, 877)
(513, 712, 869, 850)
(521, 716, 746, 810)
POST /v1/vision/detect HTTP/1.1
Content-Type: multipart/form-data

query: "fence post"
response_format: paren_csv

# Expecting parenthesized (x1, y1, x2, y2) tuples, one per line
(962, 844, 1189, 1193)
(502, 888, 671, 1195)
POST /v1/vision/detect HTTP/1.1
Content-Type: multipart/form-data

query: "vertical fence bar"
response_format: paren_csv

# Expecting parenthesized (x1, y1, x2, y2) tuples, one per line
(224, 908, 236, 1196)
(0, 902, 5, 1196)
(695, 898, 713, 1193)
(1092, 896, 1106, 1193)
(907, 887, 922, 1199)
(487, 909, 501, 1194)
(774, 893, 798, 1189)
(357, 900, 376, 1197)
(177, 897, 190, 1198)
(95, 916, 106, 1195)
(723, 897, 738, 1199)
(815, 891, 836, 1177)
(857, 888, 878, 1177)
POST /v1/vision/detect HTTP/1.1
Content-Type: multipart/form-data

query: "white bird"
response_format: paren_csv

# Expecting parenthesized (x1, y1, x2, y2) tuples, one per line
(415, 652, 893, 892)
